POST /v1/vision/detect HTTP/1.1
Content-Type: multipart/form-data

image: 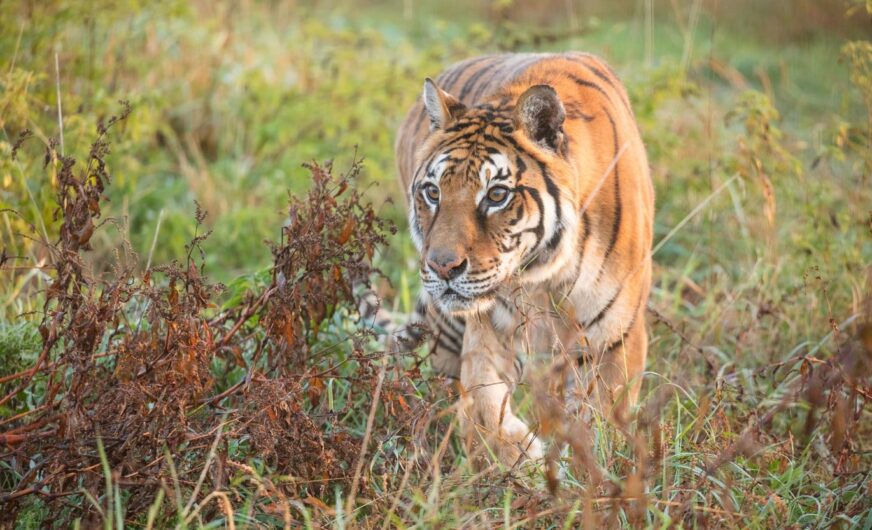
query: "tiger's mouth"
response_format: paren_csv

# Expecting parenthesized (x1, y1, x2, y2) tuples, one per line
(427, 284, 497, 315)
(420, 256, 509, 314)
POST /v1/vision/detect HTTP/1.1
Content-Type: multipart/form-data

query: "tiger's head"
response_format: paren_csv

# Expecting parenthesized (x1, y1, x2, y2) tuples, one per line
(408, 79, 580, 315)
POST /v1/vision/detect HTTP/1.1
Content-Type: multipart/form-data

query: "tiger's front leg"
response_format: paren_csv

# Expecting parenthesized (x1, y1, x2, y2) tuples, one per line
(458, 313, 543, 468)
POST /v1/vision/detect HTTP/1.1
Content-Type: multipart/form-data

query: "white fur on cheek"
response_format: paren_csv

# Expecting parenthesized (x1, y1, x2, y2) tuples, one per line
(408, 205, 424, 252)
(408, 153, 452, 252)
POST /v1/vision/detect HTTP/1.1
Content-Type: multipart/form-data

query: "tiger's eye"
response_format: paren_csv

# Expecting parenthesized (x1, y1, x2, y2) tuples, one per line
(486, 186, 509, 205)
(423, 184, 440, 203)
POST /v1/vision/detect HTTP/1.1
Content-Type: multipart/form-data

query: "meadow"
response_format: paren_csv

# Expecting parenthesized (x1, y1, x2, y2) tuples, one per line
(1, 0, 870, 528)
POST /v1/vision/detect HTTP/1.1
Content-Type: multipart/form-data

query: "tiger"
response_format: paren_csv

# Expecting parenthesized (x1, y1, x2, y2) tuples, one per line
(394, 53, 654, 466)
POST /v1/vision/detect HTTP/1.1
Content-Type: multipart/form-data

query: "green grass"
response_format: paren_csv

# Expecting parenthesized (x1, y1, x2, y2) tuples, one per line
(1, 0, 871, 528)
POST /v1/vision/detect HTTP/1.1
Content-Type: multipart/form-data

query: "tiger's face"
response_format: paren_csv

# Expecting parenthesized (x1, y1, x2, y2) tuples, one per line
(408, 80, 575, 315)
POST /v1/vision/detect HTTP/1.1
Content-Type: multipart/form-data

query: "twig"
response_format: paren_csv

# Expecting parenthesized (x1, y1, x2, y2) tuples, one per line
(345, 360, 387, 517)
(8, 23, 24, 73)
(651, 174, 738, 257)
(182, 490, 236, 530)
(145, 209, 164, 272)
(54, 50, 64, 156)
(181, 419, 226, 518)
(0, 342, 52, 408)
(648, 303, 718, 373)
(0, 428, 56, 445)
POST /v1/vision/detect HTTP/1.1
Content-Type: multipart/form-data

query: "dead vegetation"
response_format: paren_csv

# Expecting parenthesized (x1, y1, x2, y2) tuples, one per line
(0, 107, 430, 525)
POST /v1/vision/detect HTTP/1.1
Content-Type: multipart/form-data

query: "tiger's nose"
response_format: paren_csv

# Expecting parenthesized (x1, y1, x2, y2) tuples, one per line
(426, 249, 468, 281)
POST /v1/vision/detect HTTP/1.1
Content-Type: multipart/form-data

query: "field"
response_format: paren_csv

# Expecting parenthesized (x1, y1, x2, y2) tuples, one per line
(1, 0, 871, 528)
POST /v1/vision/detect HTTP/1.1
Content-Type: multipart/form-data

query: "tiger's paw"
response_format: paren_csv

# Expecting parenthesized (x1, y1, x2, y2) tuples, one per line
(470, 417, 545, 469)
(497, 415, 544, 467)
(462, 413, 544, 470)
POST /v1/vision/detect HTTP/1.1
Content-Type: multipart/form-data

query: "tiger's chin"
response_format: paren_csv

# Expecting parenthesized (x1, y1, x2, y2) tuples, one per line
(431, 291, 496, 316)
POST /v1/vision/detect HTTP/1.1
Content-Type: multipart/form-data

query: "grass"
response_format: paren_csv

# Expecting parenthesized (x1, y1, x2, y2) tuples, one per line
(1, 0, 871, 528)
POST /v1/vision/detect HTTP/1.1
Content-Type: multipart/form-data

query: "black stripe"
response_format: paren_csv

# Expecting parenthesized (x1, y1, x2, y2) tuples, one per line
(435, 310, 465, 337)
(458, 57, 502, 101)
(566, 54, 633, 112)
(495, 132, 550, 172)
(469, 54, 538, 103)
(415, 297, 428, 316)
(410, 152, 434, 186)
(567, 74, 614, 107)
(514, 155, 527, 183)
(437, 67, 466, 94)
(470, 58, 513, 103)
(538, 161, 563, 252)
(568, 53, 621, 81)
(508, 189, 546, 254)
(425, 200, 441, 238)
(429, 124, 482, 148)
(412, 219, 424, 243)
(507, 201, 525, 226)
(506, 153, 548, 250)
(435, 324, 462, 350)
(515, 185, 545, 242)
(438, 67, 464, 91)
(579, 211, 592, 257)
(432, 308, 463, 344)
(601, 293, 644, 354)
(411, 140, 466, 187)
(574, 57, 615, 89)
(435, 335, 461, 355)
(584, 284, 623, 329)
(507, 55, 544, 82)
(428, 303, 464, 333)
(586, 65, 614, 88)
(563, 102, 596, 122)
(441, 56, 495, 93)
(510, 155, 564, 272)
(602, 329, 630, 356)
(601, 108, 623, 264)
(470, 74, 496, 102)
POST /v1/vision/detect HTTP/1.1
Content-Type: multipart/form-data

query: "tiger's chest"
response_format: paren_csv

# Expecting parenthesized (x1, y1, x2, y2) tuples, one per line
(488, 277, 610, 362)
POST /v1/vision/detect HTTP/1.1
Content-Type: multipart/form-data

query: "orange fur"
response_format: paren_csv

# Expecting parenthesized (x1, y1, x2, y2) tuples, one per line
(395, 53, 653, 465)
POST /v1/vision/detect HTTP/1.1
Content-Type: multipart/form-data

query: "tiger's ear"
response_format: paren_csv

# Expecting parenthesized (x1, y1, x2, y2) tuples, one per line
(422, 78, 466, 131)
(514, 84, 565, 151)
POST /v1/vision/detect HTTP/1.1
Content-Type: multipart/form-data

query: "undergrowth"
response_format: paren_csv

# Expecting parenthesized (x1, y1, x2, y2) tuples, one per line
(0, 109, 420, 527)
